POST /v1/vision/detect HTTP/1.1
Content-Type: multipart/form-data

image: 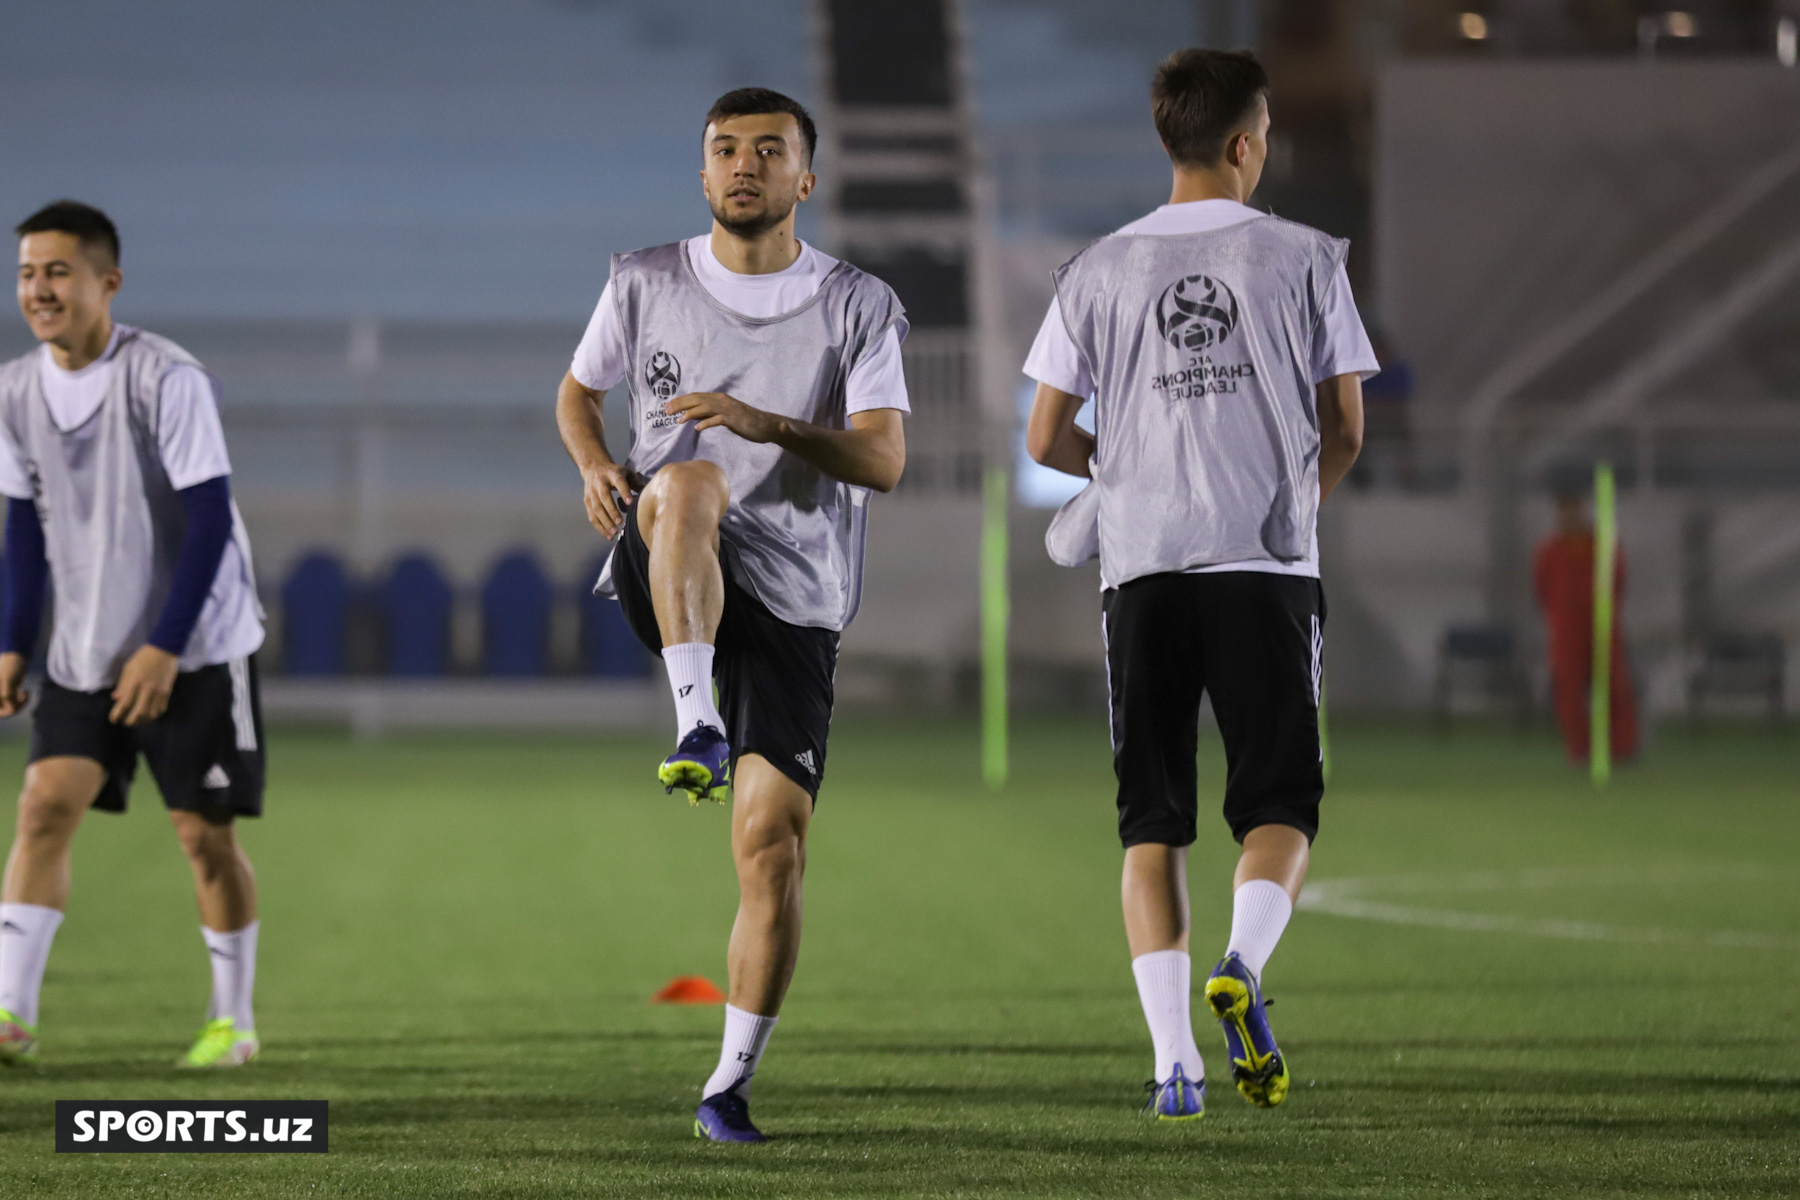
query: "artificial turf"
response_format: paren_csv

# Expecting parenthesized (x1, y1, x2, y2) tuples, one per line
(0, 716, 1795, 1197)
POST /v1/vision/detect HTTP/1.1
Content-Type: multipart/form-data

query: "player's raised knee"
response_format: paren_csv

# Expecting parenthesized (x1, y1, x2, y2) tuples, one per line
(648, 459, 729, 509)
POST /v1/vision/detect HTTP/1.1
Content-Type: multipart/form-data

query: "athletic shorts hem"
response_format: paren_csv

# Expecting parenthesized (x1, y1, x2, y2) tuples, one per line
(1118, 829, 1199, 850)
(734, 746, 823, 802)
(27, 658, 266, 819)
(1227, 812, 1320, 846)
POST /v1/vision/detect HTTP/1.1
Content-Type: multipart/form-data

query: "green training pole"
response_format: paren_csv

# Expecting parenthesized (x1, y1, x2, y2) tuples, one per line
(1590, 461, 1616, 788)
(981, 464, 1010, 789)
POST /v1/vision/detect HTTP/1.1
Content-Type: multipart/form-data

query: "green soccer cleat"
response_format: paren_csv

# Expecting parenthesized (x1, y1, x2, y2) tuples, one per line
(658, 724, 733, 806)
(179, 1017, 259, 1068)
(0, 1009, 37, 1065)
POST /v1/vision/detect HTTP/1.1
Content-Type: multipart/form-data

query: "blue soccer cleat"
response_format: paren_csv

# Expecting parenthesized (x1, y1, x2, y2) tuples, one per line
(659, 724, 732, 805)
(1204, 952, 1290, 1107)
(1140, 1063, 1205, 1121)
(694, 1082, 765, 1143)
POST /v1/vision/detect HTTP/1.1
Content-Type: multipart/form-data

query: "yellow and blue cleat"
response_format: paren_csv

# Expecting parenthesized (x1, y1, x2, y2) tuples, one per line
(658, 724, 732, 805)
(179, 1017, 259, 1068)
(0, 1009, 37, 1065)
(1141, 1063, 1205, 1121)
(1204, 952, 1289, 1107)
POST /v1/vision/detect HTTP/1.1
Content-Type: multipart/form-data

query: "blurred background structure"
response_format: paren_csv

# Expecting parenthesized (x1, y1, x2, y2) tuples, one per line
(2, 0, 1797, 727)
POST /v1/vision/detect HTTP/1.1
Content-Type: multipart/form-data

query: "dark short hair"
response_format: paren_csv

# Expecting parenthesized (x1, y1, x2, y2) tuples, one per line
(15, 199, 120, 267)
(1151, 49, 1269, 168)
(703, 87, 818, 165)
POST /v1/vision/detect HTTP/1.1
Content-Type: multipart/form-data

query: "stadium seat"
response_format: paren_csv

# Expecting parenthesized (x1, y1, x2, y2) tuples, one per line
(380, 553, 454, 677)
(281, 551, 351, 675)
(481, 551, 553, 676)
(1688, 631, 1785, 722)
(580, 555, 652, 678)
(1432, 622, 1530, 727)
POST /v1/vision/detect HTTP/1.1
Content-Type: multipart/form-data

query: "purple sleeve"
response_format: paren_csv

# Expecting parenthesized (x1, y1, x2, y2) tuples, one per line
(2, 497, 47, 656)
(148, 476, 234, 656)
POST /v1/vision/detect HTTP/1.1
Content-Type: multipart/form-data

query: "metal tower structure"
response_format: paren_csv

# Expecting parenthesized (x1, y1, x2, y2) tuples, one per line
(812, 0, 1008, 783)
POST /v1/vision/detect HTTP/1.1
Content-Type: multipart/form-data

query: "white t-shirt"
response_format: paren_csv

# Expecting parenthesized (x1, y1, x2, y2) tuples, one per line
(1023, 199, 1381, 579)
(571, 236, 910, 414)
(0, 324, 263, 669)
(0, 326, 233, 499)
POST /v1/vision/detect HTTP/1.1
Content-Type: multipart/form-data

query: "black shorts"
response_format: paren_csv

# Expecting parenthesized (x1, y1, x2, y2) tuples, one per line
(609, 502, 837, 799)
(1103, 572, 1324, 848)
(29, 658, 266, 820)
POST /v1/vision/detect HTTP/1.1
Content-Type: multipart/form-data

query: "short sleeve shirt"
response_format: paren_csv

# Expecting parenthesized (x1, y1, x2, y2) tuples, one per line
(573, 236, 909, 415)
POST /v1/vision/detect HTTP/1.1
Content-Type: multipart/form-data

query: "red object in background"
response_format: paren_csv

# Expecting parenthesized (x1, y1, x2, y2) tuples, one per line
(652, 976, 726, 1005)
(1533, 530, 1639, 763)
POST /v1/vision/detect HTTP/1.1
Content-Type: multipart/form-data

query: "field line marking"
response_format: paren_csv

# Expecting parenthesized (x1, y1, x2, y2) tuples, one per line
(1298, 865, 1800, 951)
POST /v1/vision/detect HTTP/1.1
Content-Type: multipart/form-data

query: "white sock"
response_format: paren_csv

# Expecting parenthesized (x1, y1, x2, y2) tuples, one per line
(1225, 880, 1294, 983)
(201, 921, 259, 1034)
(1131, 950, 1203, 1084)
(662, 642, 723, 735)
(0, 902, 64, 1027)
(702, 1003, 778, 1099)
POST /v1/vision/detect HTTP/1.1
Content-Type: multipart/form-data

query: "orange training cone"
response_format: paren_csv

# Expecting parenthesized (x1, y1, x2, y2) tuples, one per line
(652, 976, 726, 1005)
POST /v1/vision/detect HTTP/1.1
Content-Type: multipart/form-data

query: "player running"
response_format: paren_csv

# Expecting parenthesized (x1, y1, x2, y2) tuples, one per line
(0, 202, 267, 1068)
(554, 88, 908, 1143)
(1024, 50, 1374, 1120)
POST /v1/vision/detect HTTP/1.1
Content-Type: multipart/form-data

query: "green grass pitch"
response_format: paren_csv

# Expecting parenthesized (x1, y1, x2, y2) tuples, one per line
(0, 717, 1795, 1198)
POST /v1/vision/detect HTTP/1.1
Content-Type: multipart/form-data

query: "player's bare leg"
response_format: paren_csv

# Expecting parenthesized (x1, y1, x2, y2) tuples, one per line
(2, 758, 103, 909)
(635, 459, 729, 648)
(1122, 842, 1190, 955)
(0, 758, 103, 1060)
(169, 812, 257, 933)
(1233, 824, 1308, 902)
(635, 460, 737, 801)
(1121, 842, 1204, 1115)
(1205, 822, 1310, 1107)
(169, 811, 261, 1066)
(724, 755, 810, 1015)
(694, 753, 809, 1140)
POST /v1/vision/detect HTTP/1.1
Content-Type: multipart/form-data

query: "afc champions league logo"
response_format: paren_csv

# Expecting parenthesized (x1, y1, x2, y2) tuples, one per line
(1155, 274, 1240, 352)
(645, 350, 682, 401)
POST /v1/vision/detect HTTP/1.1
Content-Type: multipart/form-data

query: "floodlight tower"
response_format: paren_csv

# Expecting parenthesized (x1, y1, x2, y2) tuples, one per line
(812, 0, 1010, 785)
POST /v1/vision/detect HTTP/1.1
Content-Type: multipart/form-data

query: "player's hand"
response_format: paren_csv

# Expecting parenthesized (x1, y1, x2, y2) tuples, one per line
(666, 392, 782, 444)
(0, 652, 29, 719)
(580, 461, 638, 539)
(110, 645, 180, 726)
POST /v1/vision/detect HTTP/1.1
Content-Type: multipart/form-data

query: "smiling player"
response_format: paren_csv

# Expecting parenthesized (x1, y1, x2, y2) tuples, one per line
(0, 201, 266, 1069)
(554, 89, 908, 1142)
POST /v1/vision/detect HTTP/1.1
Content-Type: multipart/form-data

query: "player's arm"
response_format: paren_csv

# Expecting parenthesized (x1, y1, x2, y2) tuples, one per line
(1025, 382, 1094, 478)
(663, 394, 906, 493)
(556, 370, 638, 538)
(111, 476, 238, 726)
(0, 496, 48, 718)
(1316, 372, 1364, 503)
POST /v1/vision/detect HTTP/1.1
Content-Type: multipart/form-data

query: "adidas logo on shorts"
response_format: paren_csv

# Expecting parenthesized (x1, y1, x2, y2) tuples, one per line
(203, 764, 231, 790)
(794, 750, 817, 777)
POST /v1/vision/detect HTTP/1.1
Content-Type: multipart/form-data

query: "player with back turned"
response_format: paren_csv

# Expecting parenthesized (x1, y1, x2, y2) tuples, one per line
(555, 88, 909, 1142)
(1025, 50, 1376, 1119)
(0, 201, 267, 1069)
